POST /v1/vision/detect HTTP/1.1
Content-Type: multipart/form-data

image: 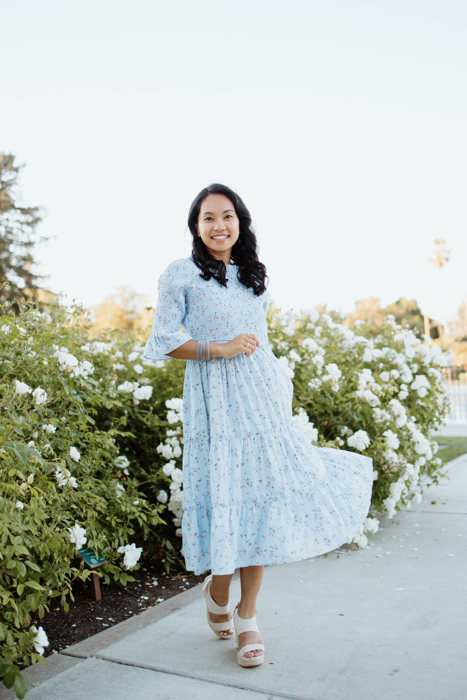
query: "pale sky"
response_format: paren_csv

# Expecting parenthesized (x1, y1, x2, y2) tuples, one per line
(3, 0, 466, 324)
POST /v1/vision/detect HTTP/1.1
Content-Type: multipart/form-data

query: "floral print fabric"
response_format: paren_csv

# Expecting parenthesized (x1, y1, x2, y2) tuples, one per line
(143, 257, 373, 575)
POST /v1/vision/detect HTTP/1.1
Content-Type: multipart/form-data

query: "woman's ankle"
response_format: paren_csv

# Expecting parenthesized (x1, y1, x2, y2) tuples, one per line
(237, 601, 257, 619)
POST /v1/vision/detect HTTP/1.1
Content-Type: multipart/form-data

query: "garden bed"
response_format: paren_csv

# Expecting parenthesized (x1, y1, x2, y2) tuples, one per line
(30, 555, 206, 661)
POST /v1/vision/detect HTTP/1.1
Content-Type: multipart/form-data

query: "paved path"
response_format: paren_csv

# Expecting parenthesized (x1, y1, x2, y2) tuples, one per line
(3, 454, 466, 700)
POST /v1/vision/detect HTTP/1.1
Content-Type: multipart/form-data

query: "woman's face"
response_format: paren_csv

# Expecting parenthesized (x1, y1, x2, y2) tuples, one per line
(196, 193, 240, 263)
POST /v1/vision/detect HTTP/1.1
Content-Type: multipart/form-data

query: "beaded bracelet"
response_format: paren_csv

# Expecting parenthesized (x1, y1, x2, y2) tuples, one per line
(196, 340, 211, 361)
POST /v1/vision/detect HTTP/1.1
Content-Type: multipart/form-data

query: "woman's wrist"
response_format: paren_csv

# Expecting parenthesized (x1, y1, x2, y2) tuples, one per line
(209, 342, 224, 358)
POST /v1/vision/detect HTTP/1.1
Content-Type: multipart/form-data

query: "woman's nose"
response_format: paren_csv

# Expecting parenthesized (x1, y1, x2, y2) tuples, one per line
(214, 219, 226, 231)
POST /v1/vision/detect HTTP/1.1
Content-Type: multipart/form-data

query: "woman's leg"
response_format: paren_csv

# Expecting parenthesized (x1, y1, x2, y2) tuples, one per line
(209, 573, 235, 636)
(237, 565, 264, 658)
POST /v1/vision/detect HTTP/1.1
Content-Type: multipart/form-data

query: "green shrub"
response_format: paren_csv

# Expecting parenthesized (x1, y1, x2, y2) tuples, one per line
(0, 305, 167, 697)
(0, 300, 450, 697)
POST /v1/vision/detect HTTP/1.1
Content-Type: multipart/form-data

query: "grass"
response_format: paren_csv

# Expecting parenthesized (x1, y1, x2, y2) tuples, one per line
(433, 436, 467, 464)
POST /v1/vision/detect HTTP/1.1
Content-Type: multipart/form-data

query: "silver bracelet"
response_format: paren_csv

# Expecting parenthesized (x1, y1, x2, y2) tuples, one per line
(196, 340, 211, 361)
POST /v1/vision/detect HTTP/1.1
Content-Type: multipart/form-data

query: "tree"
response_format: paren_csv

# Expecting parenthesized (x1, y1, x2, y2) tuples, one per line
(0, 153, 47, 305)
(89, 285, 154, 338)
(347, 296, 438, 338)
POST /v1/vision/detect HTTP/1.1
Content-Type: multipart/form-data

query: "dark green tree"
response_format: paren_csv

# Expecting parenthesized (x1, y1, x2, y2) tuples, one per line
(0, 153, 47, 305)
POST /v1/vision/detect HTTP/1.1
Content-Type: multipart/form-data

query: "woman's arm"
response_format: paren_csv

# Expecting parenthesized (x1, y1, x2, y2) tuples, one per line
(166, 335, 260, 360)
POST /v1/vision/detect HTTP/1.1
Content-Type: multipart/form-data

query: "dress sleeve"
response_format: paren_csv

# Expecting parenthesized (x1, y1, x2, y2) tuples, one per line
(143, 261, 194, 362)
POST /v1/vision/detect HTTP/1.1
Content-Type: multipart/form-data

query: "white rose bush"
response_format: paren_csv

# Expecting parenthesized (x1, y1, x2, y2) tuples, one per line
(0, 297, 450, 698)
(267, 308, 449, 532)
(0, 304, 168, 698)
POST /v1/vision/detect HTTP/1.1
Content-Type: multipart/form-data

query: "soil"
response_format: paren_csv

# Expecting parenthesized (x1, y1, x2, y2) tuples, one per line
(32, 552, 206, 661)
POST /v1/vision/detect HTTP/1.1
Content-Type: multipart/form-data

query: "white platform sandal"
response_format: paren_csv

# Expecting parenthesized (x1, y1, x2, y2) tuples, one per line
(201, 574, 234, 639)
(233, 603, 265, 667)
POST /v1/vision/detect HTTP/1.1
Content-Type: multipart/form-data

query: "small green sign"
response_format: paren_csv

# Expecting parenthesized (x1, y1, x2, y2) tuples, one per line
(78, 547, 107, 569)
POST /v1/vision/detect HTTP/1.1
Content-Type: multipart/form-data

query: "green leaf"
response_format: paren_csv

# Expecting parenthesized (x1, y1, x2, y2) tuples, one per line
(25, 560, 41, 572)
(25, 580, 45, 591)
(2, 667, 15, 689)
(14, 672, 28, 700)
(48, 539, 61, 550)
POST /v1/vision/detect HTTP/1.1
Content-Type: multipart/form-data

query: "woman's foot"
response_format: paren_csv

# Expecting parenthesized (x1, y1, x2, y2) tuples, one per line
(236, 603, 263, 658)
(207, 604, 234, 637)
(206, 580, 234, 637)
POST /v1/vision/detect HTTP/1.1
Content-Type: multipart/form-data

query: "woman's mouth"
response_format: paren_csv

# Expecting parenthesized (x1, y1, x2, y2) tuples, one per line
(212, 235, 229, 240)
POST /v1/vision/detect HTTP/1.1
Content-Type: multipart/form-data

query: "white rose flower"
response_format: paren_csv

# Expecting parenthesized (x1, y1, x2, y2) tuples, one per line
(32, 387, 48, 405)
(412, 492, 422, 504)
(302, 337, 319, 353)
(42, 424, 56, 434)
(356, 389, 380, 406)
(133, 386, 153, 401)
(289, 349, 301, 363)
(32, 625, 49, 655)
(117, 381, 139, 392)
(388, 399, 408, 427)
(157, 489, 168, 503)
(16, 501, 24, 510)
(175, 527, 183, 537)
(15, 380, 32, 395)
(383, 429, 400, 450)
(117, 543, 143, 569)
(68, 523, 87, 550)
(69, 446, 81, 462)
(379, 371, 390, 382)
(308, 378, 322, 390)
(372, 470, 379, 481)
(171, 469, 183, 483)
(115, 455, 130, 468)
(133, 364, 144, 374)
(157, 443, 174, 460)
(166, 397, 183, 412)
(311, 355, 325, 371)
(116, 483, 125, 497)
(293, 408, 318, 443)
(128, 351, 140, 362)
(113, 363, 126, 371)
(162, 460, 176, 477)
(398, 390, 409, 400)
(347, 430, 370, 451)
(27, 441, 35, 448)
(390, 369, 400, 379)
(322, 363, 342, 383)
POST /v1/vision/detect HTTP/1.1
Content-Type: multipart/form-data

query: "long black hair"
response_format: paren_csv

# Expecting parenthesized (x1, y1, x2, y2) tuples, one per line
(187, 183, 268, 297)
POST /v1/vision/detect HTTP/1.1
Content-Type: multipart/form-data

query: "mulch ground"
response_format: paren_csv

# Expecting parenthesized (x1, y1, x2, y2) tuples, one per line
(33, 552, 206, 660)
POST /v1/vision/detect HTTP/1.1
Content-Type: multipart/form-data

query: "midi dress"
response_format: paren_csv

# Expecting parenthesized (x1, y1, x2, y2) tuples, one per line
(143, 257, 374, 576)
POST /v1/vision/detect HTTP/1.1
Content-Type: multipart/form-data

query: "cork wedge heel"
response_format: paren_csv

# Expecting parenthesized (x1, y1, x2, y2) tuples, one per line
(233, 603, 265, 667)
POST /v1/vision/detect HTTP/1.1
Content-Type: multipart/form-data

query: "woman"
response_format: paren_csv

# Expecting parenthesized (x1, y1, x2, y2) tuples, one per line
(143, 183, 373, 668)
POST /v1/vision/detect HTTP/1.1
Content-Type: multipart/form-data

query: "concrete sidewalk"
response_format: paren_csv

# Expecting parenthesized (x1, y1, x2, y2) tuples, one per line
(3, 454, 466, 700)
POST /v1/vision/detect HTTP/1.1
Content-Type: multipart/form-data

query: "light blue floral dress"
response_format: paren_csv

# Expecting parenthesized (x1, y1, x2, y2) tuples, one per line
(143, 257, 373, 575)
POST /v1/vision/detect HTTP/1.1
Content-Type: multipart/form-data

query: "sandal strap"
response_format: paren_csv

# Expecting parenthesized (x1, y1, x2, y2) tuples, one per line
(209, 619, 234, 632)
(233, 606, 259, 635)
(238, 643, 265, 657)
(202, 575, 230, 614)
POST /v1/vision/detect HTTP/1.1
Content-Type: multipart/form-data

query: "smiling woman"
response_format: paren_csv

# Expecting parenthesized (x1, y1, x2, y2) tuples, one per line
(143, 183, 373, 669)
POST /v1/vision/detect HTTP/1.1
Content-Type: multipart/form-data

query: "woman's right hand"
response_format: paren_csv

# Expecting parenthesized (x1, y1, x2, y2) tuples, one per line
(219, 334, 260, 358)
